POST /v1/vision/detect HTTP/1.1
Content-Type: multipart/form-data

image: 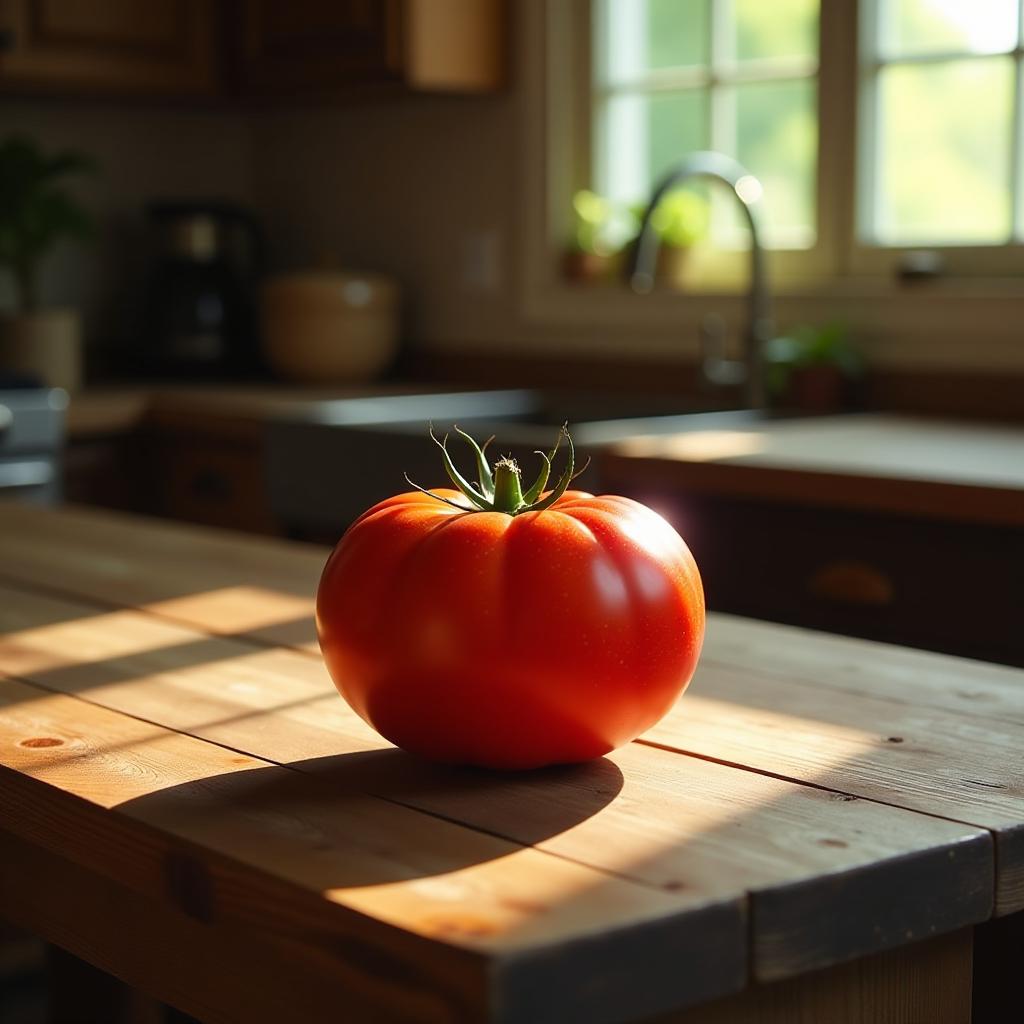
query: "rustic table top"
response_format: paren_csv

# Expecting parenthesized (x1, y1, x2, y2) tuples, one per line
(0, 503, 1022, 1023)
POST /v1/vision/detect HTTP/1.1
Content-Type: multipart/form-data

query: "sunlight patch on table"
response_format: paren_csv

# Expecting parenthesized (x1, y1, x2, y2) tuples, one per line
(141, 586, 315, 636)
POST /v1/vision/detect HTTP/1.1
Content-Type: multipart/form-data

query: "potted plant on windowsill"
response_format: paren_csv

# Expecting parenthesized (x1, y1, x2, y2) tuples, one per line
(563, 189, 635, 284)
(766, 322, 865, 412)
(630, 187, 709, 290)
(0, 136, 94, 391)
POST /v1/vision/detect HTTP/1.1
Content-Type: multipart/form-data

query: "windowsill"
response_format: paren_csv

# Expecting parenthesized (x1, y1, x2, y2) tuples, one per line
(520, 272, 1024, 372)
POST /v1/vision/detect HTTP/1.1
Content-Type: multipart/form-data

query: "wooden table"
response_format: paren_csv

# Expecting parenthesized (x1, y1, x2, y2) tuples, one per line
(0, 504, 1021, 1023)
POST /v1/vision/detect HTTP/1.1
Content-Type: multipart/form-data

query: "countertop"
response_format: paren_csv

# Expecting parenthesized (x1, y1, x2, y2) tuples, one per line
(606, 413, 1024, 527)
(1, 502, 1022, 1021)
(65, 381, 457, 439)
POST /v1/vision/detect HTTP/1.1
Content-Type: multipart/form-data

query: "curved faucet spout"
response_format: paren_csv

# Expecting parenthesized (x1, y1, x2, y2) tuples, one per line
(627, 151, 772, 410)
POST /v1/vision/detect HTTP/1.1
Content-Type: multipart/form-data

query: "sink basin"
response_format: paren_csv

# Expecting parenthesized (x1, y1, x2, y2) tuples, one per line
(267, 388, 778, 538)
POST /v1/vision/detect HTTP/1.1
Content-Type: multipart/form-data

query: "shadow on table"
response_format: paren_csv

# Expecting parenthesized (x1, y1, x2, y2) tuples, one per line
(116, 747, 625, 888)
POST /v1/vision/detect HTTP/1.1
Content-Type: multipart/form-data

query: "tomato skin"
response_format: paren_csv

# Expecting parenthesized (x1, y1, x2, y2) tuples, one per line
(316, 489, 704, 770)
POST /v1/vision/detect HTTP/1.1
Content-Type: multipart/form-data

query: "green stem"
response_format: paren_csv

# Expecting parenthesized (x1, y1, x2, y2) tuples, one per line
(491, 457, 525, 514)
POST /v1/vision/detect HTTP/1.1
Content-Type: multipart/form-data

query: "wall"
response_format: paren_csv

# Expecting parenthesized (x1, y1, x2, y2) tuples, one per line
(1, 99, 253, 352)
(247, 5, 691, 370)
(250, 99, 698, 367)
(6, 10, 1022, 384)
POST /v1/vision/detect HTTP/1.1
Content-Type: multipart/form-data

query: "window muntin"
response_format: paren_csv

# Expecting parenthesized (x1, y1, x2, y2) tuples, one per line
(860, 0, 1024, 247)
(593, 0, 820, 251)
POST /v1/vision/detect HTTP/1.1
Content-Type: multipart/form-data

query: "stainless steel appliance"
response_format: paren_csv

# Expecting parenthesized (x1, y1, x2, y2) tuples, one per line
(0, 387, 66, 505)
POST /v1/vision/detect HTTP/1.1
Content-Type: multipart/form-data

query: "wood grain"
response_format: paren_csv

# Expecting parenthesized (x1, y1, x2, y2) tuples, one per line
(1, 503, 1020, 1003)
(0, 828, 465, 1024)
(643, 660, 1024, 918)
(0, 675, 740, 1023)
(0, 501, 321, 648)
(0, 579, 993, 981)
(703, 613, 1024, 725)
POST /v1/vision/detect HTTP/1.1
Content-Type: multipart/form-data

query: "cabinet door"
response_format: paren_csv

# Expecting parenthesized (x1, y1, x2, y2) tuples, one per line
(149, 431, 281, 536)
(234, 0, 403, 96)
(642, 492, 1024, 668)
(0, 0, 219, 97)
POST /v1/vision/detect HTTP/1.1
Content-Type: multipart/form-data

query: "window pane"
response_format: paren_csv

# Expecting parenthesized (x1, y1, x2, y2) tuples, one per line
(879, 0, 1018, 58)
(646, 0, 708, 70)
(874, 58, 1013, 244)
(732, 79, 817, 246)
(731, 0, 818, 63)
(600, 91, 708, 203)
(602, 0, 708, 83)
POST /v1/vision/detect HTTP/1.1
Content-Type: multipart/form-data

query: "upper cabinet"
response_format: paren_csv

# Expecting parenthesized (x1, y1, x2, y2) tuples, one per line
(0, 0, 220, 97)
(234, 0, 405, 96)
(0, 0, 504, 100)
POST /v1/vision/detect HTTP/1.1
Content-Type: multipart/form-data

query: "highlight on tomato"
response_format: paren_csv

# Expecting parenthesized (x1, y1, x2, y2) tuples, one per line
(316, 425, 704, 770)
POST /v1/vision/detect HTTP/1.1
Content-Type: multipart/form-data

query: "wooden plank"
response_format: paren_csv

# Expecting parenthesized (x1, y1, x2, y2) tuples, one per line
(0, 676, 740, 1024)
(0, 829, 442, 1024)
(0, 581, 993, 982)
(0, 825, 976, 1024)
(0, 501, 321, 649)
(643, 660, 1024, 919)
(703, 614, 1024, 726)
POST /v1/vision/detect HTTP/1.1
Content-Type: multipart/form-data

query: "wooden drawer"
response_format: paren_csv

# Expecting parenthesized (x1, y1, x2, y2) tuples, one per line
(644, 493, 1024, 667)
(149, 434, 279, 535)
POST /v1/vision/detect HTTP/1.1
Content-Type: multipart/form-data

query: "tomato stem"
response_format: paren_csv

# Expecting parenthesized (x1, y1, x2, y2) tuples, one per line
(407, 424, 582, 516)
(492, 457, 525, 514)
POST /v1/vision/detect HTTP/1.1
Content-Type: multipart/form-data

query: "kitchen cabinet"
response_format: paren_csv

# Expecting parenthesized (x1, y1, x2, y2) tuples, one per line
(232, 0, 504, 97)
(63, 384, 453, 537)
(64, 427, 275, 533)
(604, 414, 1024, 668)
(0, 0, 503, 99)
(0, 0, 219, 97)
(145, 427, 278, 535)
(643, 493, 1024, 668)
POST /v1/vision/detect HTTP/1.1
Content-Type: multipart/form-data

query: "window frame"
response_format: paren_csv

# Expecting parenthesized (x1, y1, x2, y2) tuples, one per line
(850, 0, 1024, 276)
(590, 0, 825, 283)
(519, 0, 1024, 353)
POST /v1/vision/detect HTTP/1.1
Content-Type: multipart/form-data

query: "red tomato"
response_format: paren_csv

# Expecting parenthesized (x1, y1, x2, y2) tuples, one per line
(316, 481, 704, 770)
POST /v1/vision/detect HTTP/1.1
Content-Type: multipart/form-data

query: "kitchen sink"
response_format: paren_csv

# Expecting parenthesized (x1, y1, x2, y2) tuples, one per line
(267, 388, 778, 538)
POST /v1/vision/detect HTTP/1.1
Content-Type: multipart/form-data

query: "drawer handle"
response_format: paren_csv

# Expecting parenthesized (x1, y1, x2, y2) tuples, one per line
(190, 469, 231, 501)
(807, 560, 894, 607)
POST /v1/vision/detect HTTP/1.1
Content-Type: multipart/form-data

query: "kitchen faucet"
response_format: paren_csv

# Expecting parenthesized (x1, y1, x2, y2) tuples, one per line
(628, 151, 772, 410)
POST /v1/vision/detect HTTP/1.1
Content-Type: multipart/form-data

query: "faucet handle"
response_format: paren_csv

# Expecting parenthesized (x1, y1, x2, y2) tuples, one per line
(699, 313, 747, 388)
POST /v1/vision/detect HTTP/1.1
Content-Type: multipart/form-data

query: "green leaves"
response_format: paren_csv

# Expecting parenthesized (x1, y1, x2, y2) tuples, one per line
(0, 135, 95, 311)
(408, 424, 583, 517)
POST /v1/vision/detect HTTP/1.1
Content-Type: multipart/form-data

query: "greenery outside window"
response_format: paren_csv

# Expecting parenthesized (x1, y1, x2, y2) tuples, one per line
(560, 0, 1024, 294)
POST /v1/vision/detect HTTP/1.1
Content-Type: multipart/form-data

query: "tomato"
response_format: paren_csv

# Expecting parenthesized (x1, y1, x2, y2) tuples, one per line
(316, 429, 704, 770)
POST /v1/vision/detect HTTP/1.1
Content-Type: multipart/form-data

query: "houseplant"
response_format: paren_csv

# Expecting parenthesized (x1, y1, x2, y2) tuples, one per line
(563, 189, 634, 283)
(564, 187, 709, 287)
(765, 322, 864, 411)
(0, 135, 93, 390)
(632, 188, 709, 289)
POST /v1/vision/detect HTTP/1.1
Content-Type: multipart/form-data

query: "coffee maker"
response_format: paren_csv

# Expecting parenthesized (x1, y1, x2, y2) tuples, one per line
(140, 200, 263, 378)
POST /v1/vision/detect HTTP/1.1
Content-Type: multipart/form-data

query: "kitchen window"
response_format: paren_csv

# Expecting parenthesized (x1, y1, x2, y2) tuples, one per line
(592, 0, 819, 253)
(540, 0, 1024, 301)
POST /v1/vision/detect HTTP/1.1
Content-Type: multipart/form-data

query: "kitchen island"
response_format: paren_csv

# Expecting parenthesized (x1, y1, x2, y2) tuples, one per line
(0, 503, 1021, 1022)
